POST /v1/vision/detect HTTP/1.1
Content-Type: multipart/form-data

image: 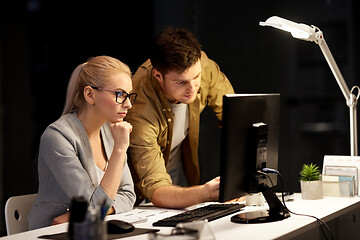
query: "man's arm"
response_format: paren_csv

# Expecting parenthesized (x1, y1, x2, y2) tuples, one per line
(151, 177, 220, 208)
(126, 65, 174, 202)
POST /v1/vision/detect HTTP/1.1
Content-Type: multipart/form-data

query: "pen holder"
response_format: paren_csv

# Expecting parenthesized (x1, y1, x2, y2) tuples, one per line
(73, 220, 107, 240)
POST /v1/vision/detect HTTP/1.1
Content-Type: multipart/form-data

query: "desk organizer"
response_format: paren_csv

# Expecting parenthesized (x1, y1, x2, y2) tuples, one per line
(322, 175, 354, 197)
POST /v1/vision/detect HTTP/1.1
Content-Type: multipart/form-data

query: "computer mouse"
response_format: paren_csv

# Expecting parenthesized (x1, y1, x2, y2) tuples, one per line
(107, 219, 135, 234)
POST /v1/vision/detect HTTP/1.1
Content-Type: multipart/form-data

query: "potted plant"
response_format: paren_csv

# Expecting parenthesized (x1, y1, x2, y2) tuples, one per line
(300, 163, 323, 200)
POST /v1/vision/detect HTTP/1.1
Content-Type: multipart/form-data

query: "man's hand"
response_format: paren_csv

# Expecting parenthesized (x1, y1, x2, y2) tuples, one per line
(151, 176, 221, 208)
(51, 212, 70, 225)
(203, 176, 220, 201)
(226, 196, 247, 203)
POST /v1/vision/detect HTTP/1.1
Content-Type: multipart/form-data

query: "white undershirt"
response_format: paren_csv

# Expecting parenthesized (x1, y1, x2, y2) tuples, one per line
(96, 161, 107, 183)
(167, 103, 189, 186)
(96, 166, 105, 184)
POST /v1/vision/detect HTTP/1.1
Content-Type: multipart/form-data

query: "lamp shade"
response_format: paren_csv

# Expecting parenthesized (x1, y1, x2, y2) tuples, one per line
(259, 16, 315, 41)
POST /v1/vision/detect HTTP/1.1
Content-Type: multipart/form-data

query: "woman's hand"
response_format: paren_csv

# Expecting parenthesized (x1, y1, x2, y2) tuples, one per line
(110, 121, 133, 151)
(102, 121, 131, 199)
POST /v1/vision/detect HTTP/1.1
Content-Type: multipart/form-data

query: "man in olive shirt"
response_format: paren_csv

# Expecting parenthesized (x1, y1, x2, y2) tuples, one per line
(126, 27, 234, 208)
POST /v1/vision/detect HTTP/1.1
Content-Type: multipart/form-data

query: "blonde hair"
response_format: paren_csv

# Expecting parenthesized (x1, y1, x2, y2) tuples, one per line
(62, 56, 131, 115)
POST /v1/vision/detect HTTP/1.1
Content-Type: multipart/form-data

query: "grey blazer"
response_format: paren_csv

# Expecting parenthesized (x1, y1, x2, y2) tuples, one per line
(28, 113, 136, 230)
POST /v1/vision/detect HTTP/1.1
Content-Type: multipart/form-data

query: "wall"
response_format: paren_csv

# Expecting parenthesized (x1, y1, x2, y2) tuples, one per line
(0, 12, 3, 234)
(153, 0, 358, 192)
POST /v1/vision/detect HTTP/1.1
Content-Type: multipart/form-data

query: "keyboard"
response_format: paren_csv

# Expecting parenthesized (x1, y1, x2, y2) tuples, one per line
(152, 203, 245, 227)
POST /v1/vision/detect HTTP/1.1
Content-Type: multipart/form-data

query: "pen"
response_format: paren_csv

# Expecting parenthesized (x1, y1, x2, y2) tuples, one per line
(100, 199, 110, 220)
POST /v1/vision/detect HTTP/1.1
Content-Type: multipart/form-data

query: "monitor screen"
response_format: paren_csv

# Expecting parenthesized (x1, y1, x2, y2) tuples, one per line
(219, 93, 280, 202)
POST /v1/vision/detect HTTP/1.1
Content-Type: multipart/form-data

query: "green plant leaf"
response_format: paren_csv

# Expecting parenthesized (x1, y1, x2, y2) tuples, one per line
(299, 163, 321, 181)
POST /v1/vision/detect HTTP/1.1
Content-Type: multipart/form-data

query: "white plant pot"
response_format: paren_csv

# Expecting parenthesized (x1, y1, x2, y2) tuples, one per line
(300, 180, 323, 200)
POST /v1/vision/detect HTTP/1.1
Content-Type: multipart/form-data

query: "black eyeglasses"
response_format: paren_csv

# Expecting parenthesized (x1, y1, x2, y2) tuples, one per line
(91, 86, 137, 104)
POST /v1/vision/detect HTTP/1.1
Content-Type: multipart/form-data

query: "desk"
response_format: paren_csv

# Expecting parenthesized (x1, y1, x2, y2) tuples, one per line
(1, 194, 360, 240)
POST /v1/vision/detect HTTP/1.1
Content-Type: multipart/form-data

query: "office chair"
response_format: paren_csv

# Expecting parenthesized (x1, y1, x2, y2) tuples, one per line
(4, 193, 37, 235)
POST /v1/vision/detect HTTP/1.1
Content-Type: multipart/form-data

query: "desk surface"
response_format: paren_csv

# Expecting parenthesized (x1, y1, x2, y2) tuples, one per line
(2, 194, 360, 240)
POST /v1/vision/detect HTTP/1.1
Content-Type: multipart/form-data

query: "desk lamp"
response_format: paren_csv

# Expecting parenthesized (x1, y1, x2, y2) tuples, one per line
(259, 16, 360, 156)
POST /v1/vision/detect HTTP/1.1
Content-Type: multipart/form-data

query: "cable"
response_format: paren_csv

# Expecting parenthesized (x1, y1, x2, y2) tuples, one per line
(256, 170, 274, 187)
(261, 168, 334, 240)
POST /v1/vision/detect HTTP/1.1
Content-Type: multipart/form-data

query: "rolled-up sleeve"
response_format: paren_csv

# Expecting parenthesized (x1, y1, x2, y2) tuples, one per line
(127, 108, 172, 200)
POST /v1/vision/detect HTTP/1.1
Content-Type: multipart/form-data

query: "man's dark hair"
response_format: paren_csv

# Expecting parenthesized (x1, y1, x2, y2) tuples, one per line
(150, 27, 202, 75)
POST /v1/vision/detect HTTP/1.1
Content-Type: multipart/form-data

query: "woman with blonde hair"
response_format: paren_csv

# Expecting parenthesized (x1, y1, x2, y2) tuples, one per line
(28, 56, 137, 229)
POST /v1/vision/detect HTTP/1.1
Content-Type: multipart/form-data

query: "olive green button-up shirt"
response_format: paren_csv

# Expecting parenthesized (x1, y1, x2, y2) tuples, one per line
(126, 51, 234, 202)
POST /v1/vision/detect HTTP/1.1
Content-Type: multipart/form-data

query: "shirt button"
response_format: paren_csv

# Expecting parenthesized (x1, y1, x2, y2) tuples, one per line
(168, 108, 171, 112)
(167, 118, 172, 122)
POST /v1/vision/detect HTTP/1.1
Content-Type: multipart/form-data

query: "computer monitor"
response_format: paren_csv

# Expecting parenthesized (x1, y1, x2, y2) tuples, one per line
(219, 93, 290, 223)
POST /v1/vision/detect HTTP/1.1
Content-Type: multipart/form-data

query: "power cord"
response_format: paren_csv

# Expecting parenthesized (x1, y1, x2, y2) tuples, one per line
(261, 168, 334, 240)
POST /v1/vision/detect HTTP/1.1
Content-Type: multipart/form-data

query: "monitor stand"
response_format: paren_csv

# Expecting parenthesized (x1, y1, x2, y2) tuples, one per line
(230, 184, 290, 224)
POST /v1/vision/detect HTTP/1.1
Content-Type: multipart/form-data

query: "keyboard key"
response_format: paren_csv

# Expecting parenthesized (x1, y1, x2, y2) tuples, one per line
(152, 203, 245, 227)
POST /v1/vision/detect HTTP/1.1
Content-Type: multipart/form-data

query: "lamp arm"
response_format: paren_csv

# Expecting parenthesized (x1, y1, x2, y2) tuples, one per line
(259, 17, 359, 155)
(350, 92, 358, 156)
(313, 29, 358, 155)
(314, 30, 351, 102)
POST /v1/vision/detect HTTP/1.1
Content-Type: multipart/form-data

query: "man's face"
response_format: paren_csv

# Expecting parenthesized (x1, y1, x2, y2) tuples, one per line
(154, 59, 201, 104)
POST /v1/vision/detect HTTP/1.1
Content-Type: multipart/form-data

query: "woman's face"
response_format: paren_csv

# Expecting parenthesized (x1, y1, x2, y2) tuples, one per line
(93, 73, 133, 123)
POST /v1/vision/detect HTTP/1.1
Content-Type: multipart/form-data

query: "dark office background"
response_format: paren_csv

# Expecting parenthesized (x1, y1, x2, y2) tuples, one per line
(0, 0, 359, 236)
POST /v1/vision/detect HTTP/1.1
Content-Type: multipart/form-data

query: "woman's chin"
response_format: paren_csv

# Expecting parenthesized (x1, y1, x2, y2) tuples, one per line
(111, 118, 124, 123)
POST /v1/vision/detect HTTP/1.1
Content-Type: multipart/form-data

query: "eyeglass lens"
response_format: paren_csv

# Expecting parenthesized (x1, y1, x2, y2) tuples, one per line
(116, 92, 136, 104)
